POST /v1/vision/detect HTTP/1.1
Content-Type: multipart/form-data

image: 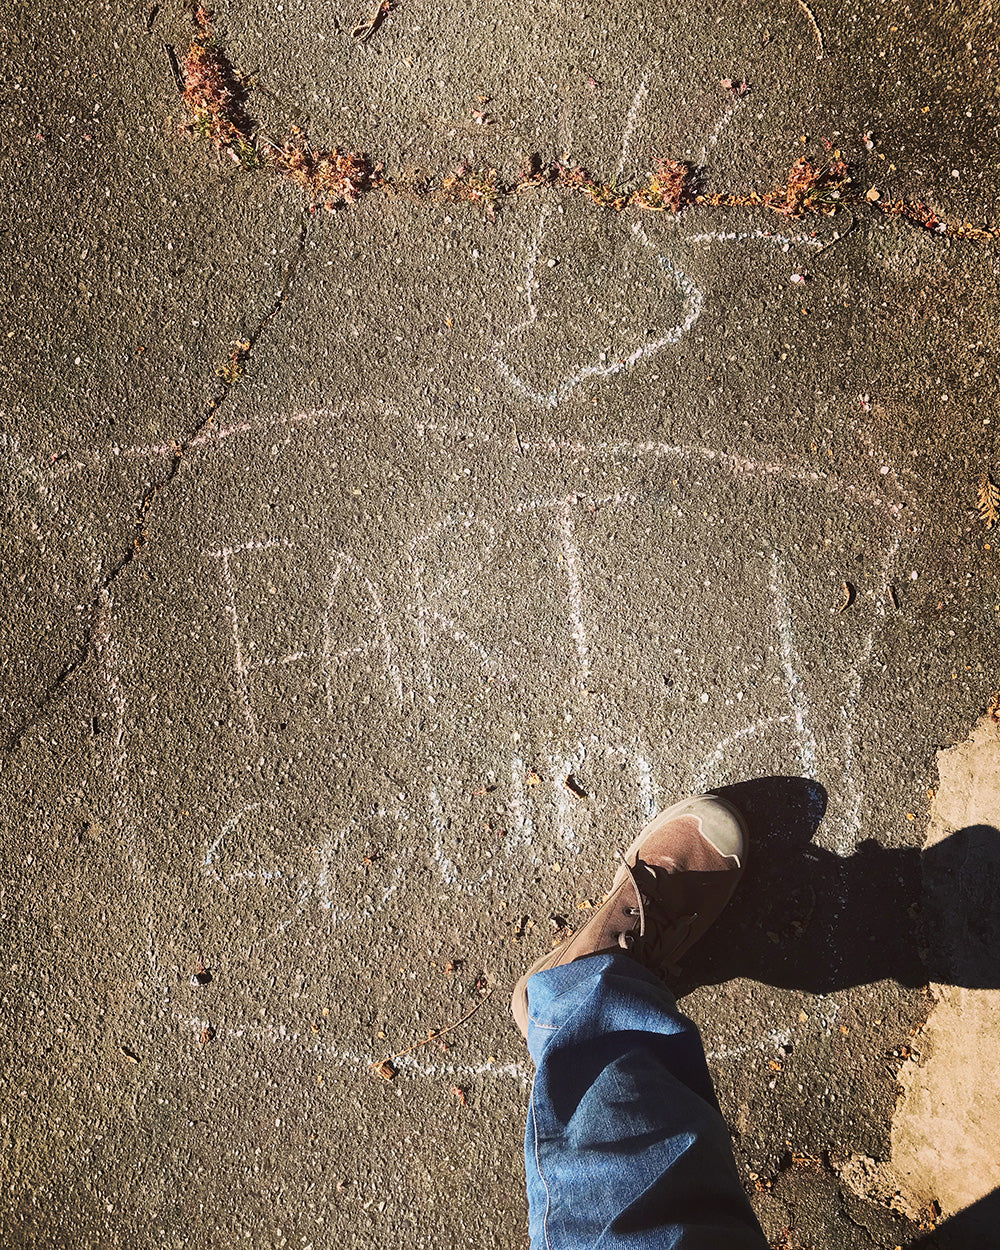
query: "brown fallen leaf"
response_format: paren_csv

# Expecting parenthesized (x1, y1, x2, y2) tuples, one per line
(120, 1045, 140, 1065)
(976, 472, 999, 530)
(371, 1058, 397, 1081)
(450, 1085, 468, 1106)
(838, 580, 855, 613)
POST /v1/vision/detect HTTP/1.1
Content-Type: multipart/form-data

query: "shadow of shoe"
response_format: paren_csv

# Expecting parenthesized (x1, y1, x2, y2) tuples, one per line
(902, 1186, 1000, 1248)
(672, 777, 1000, 995)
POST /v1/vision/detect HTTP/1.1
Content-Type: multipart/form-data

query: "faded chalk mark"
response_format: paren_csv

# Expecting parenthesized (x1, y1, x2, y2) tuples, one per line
(495, 218, 703, 408)
(615, 74, 650, 181)
(204, 803, 261, 868)
(769, 553, 819, 777)
(554, 498, 589, 689)
(686, 229, 825, 250)
(693, 716, 792, 793)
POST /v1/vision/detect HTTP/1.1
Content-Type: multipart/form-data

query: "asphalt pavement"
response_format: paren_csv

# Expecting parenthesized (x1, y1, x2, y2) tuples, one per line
(2, 0, 1000, 1246)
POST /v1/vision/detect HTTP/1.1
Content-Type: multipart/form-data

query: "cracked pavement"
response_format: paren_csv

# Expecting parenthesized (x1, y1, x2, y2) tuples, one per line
(2, 0, 1000, 1247)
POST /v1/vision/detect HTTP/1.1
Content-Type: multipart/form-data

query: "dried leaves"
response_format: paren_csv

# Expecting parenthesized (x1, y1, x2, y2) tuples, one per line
(217, 339, 251, 386)
(181, 16, 257, 165)
(548, 160, 693, 214)
(632, 160, 693, 214)
(178, 13, 999, 240)
(702, 157, 849, 218)
(441, 164, 502, 218)
(773, 157, 849, 216)
(976, 472, 999, 530)
(271, 138, 372, 208)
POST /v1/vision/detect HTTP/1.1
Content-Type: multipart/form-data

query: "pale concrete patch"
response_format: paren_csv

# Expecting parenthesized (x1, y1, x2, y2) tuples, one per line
(890, 715, 1000, 1218)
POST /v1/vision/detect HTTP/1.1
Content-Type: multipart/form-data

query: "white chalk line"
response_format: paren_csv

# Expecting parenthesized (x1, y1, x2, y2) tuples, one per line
(693, 715, 792, 794)
(203, 802, 261, 867)
(770, 553, 819, 779)
(493, 216, 704, 408)
(615, 74, 650, 181)
(705, 1025, 793, 1064)
(520, 438, 914, 517)
(114, 411, 322, 461)
(425, 609, 495, 667)
(554, 499, 590, 689)
(686, 229, 825, 250)
(507, 755, 536, 849)
(700, 93, 750, 163)
(175, 1014, 532, 1086)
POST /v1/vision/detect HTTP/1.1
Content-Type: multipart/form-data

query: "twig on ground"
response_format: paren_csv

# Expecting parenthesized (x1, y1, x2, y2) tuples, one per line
(163, 42, 185, 94)
(814, 211, 856, 254)
(370, 989, 494, 1079)
(352, 0, 393, 43)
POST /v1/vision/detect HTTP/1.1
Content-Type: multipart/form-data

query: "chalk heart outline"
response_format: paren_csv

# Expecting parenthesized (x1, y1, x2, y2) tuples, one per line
(495, 209, 704, 408)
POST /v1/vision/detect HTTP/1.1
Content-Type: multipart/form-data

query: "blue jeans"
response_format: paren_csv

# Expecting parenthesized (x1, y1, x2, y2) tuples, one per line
(524, 954, 769, 1249)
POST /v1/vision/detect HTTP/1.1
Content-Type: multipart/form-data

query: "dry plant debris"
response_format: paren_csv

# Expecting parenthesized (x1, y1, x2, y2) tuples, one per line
(976, 472, 999, 530)
(351, 0, 394, 43)
(701, 157, 850, 217)
(216, 338, 251, 385)
(181, 10, 257, 166)
(271, 132, 372, 208)
(369, 990, 493, 1082)
(178, 13, 1000, 240)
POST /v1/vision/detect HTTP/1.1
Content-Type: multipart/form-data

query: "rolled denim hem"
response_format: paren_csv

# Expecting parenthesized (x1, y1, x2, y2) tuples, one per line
(523, 954, 768, 1250)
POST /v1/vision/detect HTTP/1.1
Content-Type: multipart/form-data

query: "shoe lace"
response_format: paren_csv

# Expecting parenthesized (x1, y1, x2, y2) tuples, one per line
(615, 856, 699, 969)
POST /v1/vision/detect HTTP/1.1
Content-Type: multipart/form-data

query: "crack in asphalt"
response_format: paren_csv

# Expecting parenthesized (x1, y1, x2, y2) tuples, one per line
(2, 212, 312, 757)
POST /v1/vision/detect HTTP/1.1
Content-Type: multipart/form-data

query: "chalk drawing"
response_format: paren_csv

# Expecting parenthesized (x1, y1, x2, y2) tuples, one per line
(693, 715, 792, 794)
(769, 552, 820, 777)
(206, 538, 294, 736)
(494, 217, 704, 408)
(519, 437, 914, 518)
(490, 89, 843, 411)
(705, 1024, 794, 1064)
(544, 742, 588, 853)
(321, 549, 403, 716)
(175, 1014, 533, 1086)
(554, 498, 590, 690)
(615, 74, 650, 181)
(686, 229, 825, 250)
(204, 803, 261, 867)
(700, 93, 750, 164)
(507, 756, 536, 848)
(117, 410, 322, 461)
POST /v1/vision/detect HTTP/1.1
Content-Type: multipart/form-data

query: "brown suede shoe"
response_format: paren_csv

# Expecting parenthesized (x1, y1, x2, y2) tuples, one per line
(511, 794, 748, 1040)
